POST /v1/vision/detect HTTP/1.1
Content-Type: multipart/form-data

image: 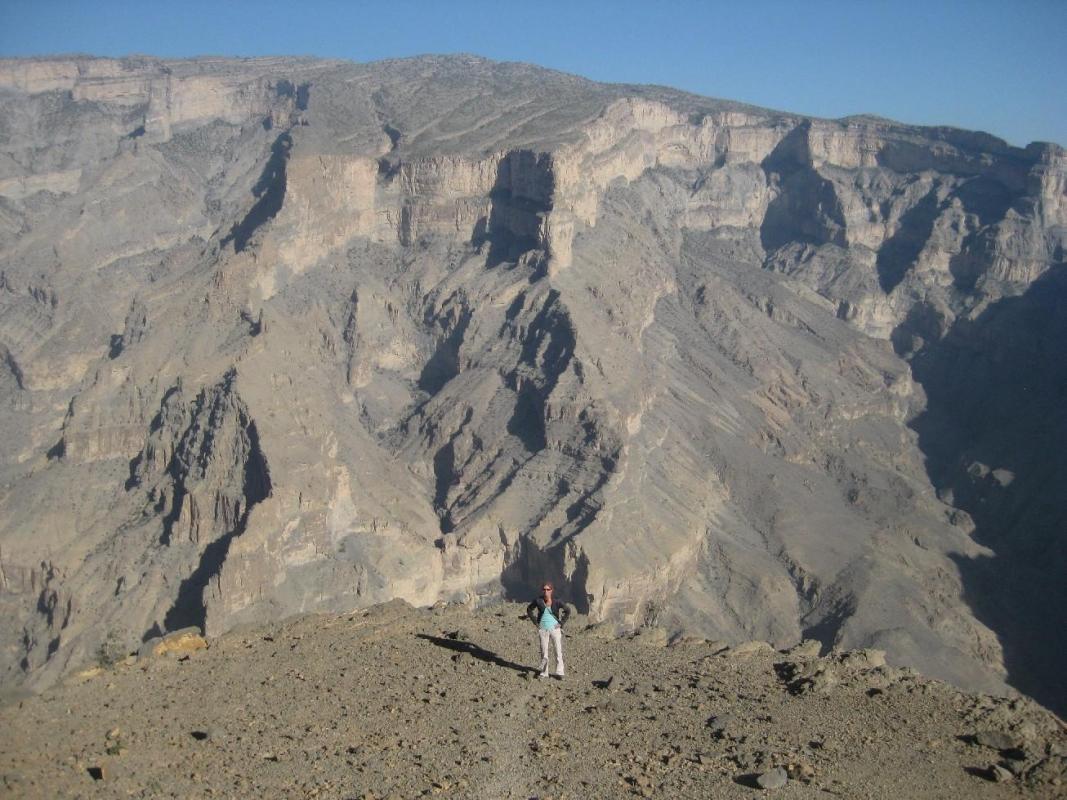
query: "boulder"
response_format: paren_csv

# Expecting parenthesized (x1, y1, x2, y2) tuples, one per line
(841, 649, 887, 670)
(755, 767, 789, 789)
(785, 640, 822, 659)
(632, 627, 669, 647)
(138, 627, 208, 660)
(974, 730, 1018, 751)
(987, 763, 1014, 783)
(727, 641, 774, 658)
(583, 621, 619, 640)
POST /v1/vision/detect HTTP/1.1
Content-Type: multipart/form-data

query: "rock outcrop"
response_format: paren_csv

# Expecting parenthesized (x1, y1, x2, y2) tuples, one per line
(0, 55, 1063, 713)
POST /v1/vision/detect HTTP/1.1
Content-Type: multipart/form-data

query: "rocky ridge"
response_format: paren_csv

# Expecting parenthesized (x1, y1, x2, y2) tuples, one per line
(0, 55, 1064, 713)
(1, 601, 1065, 798)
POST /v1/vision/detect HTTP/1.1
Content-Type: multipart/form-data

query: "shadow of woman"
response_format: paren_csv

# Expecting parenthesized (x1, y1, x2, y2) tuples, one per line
(416, 633, 534, 674)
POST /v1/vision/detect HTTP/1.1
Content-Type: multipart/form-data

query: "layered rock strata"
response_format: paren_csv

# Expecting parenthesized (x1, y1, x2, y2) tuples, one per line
(0, 55, 1063, 712)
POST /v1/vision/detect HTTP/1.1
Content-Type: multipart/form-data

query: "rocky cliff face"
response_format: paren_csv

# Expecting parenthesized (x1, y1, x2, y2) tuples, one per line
(0, 55, 1063, 712)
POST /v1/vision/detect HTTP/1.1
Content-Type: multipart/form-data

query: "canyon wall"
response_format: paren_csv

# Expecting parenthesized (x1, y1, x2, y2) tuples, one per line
(0, 55, 1063, 712)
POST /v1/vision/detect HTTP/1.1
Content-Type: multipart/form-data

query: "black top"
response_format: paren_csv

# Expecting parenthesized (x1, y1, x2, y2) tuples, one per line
(526, 597, 570, 627)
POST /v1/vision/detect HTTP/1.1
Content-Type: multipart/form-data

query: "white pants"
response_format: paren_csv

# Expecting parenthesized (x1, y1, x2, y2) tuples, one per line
(537, 625, 564, 676)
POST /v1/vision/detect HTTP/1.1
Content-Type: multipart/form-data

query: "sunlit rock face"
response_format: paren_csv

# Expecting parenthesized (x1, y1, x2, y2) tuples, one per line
(0, 55, 1063, 712)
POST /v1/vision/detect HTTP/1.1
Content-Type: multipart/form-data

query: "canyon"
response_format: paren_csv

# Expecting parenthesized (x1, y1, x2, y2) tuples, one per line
(0, 55, 1063, 715)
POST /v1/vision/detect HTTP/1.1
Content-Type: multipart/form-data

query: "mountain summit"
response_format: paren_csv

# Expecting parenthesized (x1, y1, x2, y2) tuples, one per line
(0, 55, 1064, 714)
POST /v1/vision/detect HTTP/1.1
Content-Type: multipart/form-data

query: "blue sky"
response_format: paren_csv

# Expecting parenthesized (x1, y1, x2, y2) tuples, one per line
(2, 0, 1064, 147)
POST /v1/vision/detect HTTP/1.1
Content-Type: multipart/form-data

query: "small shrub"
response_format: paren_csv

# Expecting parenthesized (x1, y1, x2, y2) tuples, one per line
(95, 630, 126, 668)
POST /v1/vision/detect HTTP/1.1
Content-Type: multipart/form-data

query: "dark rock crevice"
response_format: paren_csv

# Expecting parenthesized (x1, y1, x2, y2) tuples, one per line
(801, 594, 857, 653)
(504, 289, 577, 455)
(273, 79, 310, 111)
(506, 382, 547, 453)
(162, 409, 270, 634)
(418, 303, 473, 396)
(431, 408, 474, 535)
(500, 535, 591, 614)
(946, 177, 1017, 292)
(477, 150, 554, 268)
(876, 186, 942, 293)
(222, 130, 293, 253)
(1, 347, 25, 391)
(124, 372, 272, 636)
(760, 125, 847, 255)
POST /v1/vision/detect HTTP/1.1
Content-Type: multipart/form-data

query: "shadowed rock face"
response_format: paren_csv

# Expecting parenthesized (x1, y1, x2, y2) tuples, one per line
(0, 55, 1063, 712)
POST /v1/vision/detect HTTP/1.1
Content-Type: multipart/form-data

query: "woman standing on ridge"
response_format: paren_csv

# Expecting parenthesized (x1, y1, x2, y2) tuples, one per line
(527, 581, 570, 679)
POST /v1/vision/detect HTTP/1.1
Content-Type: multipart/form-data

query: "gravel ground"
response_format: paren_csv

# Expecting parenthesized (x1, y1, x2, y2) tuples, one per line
(2, 600, 1064, 799)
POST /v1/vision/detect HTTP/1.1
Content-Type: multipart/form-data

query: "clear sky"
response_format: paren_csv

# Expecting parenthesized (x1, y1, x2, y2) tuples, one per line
(2, 0, 1064, 147)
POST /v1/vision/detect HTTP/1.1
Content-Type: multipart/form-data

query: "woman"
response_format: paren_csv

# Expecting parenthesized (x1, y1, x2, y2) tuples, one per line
(526, 581, 570, 679)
